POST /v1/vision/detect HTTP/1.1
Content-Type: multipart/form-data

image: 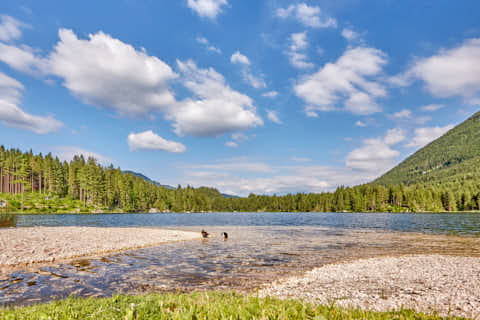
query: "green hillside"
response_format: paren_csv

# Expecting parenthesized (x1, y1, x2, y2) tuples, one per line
(375, 111, 480, 187)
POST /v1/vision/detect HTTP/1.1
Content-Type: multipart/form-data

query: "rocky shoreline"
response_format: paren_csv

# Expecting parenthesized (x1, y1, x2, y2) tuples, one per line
(2, 227, 480, 318)
(260, 255, 480, 318)
(0, 227, 201, 269)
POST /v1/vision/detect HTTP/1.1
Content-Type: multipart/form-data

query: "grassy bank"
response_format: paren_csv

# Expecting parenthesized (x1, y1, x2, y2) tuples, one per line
(0, 292, 463, 320)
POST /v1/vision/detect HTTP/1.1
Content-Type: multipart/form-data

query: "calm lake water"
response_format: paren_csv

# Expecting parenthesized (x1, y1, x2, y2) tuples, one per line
(1, 212, 480, 306)
(11, 211, 480, 235)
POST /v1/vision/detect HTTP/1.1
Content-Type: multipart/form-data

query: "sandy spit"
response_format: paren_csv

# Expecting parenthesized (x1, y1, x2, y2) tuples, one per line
(0, 227, 201, 268)
(260, 255, 480, 318)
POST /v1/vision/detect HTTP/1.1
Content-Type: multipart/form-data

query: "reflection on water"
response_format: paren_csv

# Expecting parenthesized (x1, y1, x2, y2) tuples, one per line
(1, 226, 480, 306)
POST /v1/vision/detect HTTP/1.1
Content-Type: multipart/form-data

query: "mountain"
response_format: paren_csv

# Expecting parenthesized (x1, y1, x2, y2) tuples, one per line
(123, 170, 240, 198)
(375, 111, 480, 186)
(123, 171, 175, 190)
(220, 193, 240, 199)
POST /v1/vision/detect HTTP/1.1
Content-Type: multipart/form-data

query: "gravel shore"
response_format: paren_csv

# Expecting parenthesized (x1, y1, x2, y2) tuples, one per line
(260, 255, 480, 318)
(0, 227, 201, 268)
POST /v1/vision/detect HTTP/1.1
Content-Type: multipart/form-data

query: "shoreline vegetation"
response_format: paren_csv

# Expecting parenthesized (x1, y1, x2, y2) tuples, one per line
(1, 190, 479, 215)
(2, 209, 480, 216)
(1, 191, 479, 215)
(0, 292, 464, 320)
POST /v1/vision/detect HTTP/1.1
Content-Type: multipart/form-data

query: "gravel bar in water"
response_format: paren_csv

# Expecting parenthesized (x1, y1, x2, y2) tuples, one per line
(0, 227, 201, 268)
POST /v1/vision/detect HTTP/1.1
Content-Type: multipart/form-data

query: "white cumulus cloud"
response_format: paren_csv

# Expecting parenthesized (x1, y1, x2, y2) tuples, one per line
(225, 141, 238, 148)
(230, 51, 250, 65)
(0, 72, 63, 134)
(187, 0, 228, 19)
(169, 60, 263, 136)
(266, 109, 282, 124)
(420, 104, 445, 112)
(55, 146, 111, 165)
(0, 100, 63, 134)
(346, 128, 405, 173)
(262, 91, 278, 98)
(406, 125, 454, 148)
(178, 163, 378, 196)
(1, 28, 264, 138)
(231, 51, 265, 88)
(241, 70, 266, 89)
(231, 132, 249, 142)
(48, 29, 177, 115)
(355, 120, 366, 127)
(287, 32, 313, 69)
(393, 38, 480, 104)
(0, 43, 47, 74)
(128, 130, 186, 153)
(392, 109, 412, 118)
(196, 36, 221, 54)
(276, 3, 337, 28)
(0, 72, 23, 103)
(0, 15, 27, 42)
(341, 28, 360, 42)
(383, 128, 406, 145)
(225, 133, 249, 148)
(295, 46, 387, 115)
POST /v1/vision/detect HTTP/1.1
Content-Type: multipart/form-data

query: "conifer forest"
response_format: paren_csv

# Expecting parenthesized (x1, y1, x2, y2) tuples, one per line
(1, 145, 479, 213)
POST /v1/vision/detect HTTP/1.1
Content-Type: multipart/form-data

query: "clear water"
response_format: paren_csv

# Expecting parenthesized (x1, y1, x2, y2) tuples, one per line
(1, 212, 480, 307)
(12, 212, 480, 235)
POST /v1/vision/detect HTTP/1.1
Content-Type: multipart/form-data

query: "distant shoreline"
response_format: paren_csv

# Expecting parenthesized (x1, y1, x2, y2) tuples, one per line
(2, 210, 480, 215)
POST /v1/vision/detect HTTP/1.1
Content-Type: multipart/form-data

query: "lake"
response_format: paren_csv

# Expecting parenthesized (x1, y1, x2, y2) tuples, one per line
(1, 212, 480, 306)
(11, 211, 480, 235)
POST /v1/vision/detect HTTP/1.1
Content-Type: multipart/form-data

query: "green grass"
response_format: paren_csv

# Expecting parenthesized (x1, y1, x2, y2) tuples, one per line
(0, 292, 464, 320)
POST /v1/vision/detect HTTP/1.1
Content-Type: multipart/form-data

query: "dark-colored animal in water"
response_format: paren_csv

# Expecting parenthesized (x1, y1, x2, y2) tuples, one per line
(221, 232, 228, 240)
(201, 230, 209, 238)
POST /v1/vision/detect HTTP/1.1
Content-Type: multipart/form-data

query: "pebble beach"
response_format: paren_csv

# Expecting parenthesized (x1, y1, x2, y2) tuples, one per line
(260, 255, 480, 318)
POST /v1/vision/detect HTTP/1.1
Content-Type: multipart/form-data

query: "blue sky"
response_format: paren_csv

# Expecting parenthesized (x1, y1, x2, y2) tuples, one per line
(0, 0, 479, 196)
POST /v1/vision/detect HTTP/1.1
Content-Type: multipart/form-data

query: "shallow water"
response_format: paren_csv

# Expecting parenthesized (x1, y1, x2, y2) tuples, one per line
(1, 212, 480, 307)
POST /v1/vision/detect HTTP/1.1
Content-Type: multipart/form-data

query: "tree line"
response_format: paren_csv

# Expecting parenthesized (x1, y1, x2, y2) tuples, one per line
(1, 146, 480, 213)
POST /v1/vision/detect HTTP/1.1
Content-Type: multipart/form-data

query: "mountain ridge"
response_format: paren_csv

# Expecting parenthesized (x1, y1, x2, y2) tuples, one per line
(123, 170, 239, 199)
(123, 170, 175, 190)
(374, 110, 480, 186)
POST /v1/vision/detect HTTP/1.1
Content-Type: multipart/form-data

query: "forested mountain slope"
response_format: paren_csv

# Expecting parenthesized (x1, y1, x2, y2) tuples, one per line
(123, 170, 175, 189)
(375, 111, 480, 186)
